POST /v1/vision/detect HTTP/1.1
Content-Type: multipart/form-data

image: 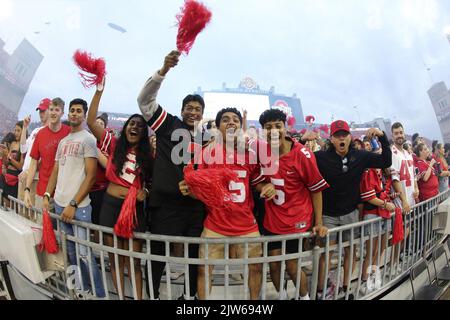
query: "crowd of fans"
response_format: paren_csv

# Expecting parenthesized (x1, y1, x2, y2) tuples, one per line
(0, 50, 450, 301)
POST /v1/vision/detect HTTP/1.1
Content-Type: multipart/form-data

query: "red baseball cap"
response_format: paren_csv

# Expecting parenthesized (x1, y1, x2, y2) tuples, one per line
(36, 98, 51, 111)
(330, 120, 351, 136)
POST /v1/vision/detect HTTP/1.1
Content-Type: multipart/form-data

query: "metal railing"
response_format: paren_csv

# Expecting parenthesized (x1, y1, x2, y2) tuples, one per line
(0, 189, 449, 300)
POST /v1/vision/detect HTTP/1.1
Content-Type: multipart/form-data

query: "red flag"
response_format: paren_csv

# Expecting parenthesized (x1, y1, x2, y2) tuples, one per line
(39, 210, 59, 254)
(114, 178, 142, 239)
(392, 208, 404, 245)
(73, 50, 106, 88)
(176, 0, 212, 55)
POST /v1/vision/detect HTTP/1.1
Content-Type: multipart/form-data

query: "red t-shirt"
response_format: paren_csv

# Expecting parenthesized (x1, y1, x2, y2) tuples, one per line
(263, 141, 329, 235)
(30, 125, 71, 196)
(198, 144, 265, 236)
(101, 131, 140, 188)
(360, 169, 392, 218)
(91, 129, 113, 192)
(416, 159, 439, 202)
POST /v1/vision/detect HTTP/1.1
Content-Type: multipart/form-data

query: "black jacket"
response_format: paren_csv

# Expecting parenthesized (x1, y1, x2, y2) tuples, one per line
(315, 133, 392, 217)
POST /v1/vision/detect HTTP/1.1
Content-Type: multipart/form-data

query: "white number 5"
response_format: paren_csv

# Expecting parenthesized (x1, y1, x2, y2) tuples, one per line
(271, 178, 286, 206)
(229, 171, 247, 203)
(301, 148, 311, 159)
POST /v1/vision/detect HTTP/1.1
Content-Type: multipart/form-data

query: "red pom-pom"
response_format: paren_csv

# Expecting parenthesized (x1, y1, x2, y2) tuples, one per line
(300, 129, 307, 135)
(392, 208, 404, 245)
(184, 165, 247, 215)
(114, 180, 142, 239)
(39, 210, 59, 254)
(305, 115, 316, 124)
(176, 0, 212, 55)
(73, 50, 106, 88)
(287, 115, 296, 127)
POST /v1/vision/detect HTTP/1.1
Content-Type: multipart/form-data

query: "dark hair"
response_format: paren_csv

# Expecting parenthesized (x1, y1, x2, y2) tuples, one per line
(432, 140, 438, 153)
(182, 95, 205, 113)
(1, 132, 15, 146)
(411, 133, 419, 144)
(15, 121, 28, 140)
(215, 108, 242, 128)
(391, 122, 403, 133)
(353, 138, 364, 149)
(259, 109, 287, 127)
(112, 114, 152, 184)
(206, 120, 214, 130)
(69, 98, 88, 115)
(445, 143, 450, 153)
(96, 112, 109, 127)
(403, 142, 411, 151)
(52, 97, 65, 112)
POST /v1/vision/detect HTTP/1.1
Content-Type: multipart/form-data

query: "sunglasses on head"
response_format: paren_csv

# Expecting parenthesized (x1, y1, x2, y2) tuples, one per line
(342, 157, 349, 174)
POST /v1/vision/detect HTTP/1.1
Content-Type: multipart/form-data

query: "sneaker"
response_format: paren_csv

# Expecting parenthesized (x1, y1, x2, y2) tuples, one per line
(359, 282, 374, 296)
(278, 289, 289, 300)
(75, 290, 95, 300)
(337, 288, 355, 300)
(230, 273, 243, 282)
(177, 294, 198, 301)
(385, 264, 403, 276)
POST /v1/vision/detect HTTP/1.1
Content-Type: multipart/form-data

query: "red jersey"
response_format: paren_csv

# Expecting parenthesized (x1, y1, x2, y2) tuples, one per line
(91, 129, 113, 192)
(30, 125, 71, 196)
(198, 144, 265, 236)
(360, 169, 392, 218)
(263, 141, 329, 235)
(416, 159, 439, 202)
(101, 131, 140, 188)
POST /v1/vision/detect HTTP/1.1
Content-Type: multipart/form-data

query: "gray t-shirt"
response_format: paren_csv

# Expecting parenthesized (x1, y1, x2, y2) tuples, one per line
(54, 130, 98, 208)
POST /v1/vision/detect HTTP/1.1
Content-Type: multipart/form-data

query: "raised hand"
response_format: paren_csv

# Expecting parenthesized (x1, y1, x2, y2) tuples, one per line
(159, 50, 181, 77)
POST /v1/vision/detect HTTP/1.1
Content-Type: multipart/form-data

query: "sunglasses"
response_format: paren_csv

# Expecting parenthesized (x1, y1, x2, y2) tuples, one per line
(342, 157, 349, 174)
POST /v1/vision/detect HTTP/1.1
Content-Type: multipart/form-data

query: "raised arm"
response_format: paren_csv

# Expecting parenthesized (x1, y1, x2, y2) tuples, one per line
(20, 116, 30, 154)
(365, 128, 392, 169)
(137, 50, 180, 122)
(87, 81, 106, 142)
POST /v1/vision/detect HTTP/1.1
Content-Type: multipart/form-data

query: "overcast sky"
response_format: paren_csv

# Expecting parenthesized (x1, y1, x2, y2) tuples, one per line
(1, 0, 450, 140)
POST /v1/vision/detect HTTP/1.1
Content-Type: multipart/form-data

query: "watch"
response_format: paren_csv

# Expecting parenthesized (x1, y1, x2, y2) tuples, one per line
(69, 200, 78, 209)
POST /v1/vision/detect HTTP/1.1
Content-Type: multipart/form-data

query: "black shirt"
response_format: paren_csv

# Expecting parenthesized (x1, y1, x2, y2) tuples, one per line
(147, 105, 207, 210)
(315, 133, 392, 217)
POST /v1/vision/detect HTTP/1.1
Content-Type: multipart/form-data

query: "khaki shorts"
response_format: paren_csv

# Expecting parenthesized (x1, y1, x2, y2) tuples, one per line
(199, 228, 262, 260)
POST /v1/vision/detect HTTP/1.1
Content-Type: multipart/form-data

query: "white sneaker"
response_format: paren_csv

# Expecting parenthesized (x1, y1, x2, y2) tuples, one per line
(359, 282, 374, 296)
(75, 290, 95, 300)
(385, 264, 403, 276)
(278, 289, 289, 300)
(230, 273, 243, 281)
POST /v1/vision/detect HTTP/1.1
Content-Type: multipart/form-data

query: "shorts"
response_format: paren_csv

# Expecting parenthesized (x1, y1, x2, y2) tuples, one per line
(99, 192, 147, 233)
(89, 189, 106, 225)
(363, 214, 391, 236)
(199, 228, 262, 260)
(263, 229, 303, 254)
(323, 210, 360, 243)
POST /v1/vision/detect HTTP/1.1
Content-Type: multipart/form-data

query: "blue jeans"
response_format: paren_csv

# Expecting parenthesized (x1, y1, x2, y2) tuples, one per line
(55, 204, 106, 298)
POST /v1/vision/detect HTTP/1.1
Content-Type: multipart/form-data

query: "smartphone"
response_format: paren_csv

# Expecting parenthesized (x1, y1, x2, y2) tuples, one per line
(371, 138, 379, 150)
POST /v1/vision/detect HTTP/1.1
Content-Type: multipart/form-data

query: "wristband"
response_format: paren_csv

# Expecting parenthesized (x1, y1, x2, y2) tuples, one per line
(43, 192, 51, 201)
(24, 187, 31, 193)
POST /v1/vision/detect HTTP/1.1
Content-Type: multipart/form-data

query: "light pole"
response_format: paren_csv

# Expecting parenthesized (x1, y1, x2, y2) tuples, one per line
(353, 106, 362, 124)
